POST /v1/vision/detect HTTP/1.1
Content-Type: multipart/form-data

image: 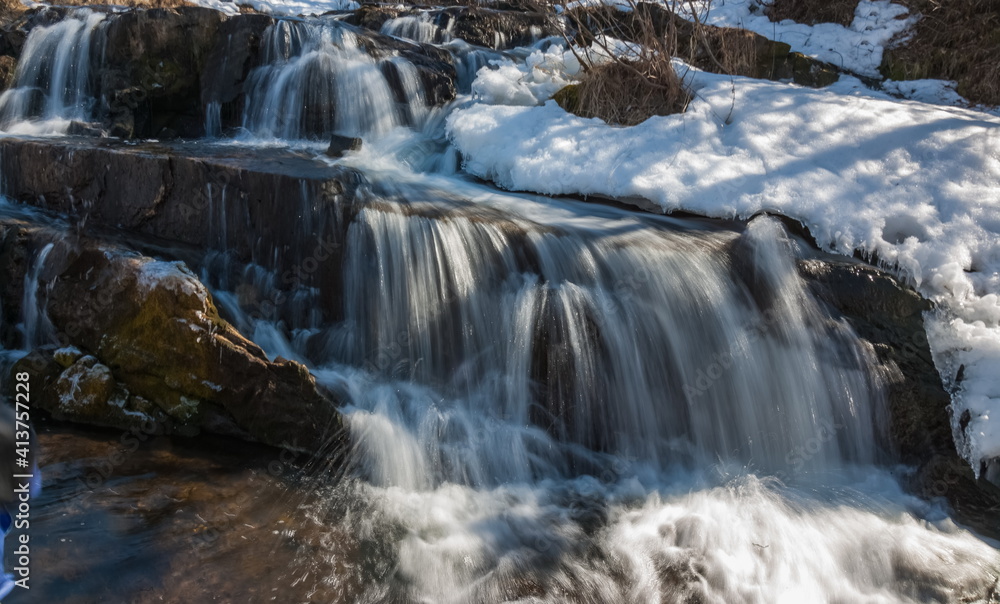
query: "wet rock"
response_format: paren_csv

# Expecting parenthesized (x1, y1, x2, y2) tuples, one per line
(1, 218, 344, 453)
(348, 5, 557, 50)
(0, 137, 359, 326)
(344, 4, 403, 32)
(0, 54, 14, 91)
(54, 345, 84, 368)
(199, 13, 274, 126)
(326, 134, 362, 157)
(66, 120, 107, 137)
(801, 259, 1000, 536)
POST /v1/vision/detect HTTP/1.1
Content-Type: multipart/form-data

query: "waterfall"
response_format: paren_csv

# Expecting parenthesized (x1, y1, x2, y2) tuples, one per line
(0, 10, 105, 134)
(241, 20, 431, 140)
(320, 206, 884, 488)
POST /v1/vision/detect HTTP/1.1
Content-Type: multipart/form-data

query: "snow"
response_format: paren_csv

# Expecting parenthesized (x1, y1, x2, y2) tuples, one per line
(447, 61, 1000, 475)
(134, 258, 211, 310)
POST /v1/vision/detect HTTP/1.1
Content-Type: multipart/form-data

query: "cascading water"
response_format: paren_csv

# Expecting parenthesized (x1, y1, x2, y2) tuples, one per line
(332, 208, 882, 485)
(241, 20, 432, 140)
(0, 10, 105, 134)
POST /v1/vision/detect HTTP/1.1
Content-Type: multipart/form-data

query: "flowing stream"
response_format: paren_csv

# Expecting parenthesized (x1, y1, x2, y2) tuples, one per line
(1, 11, 999, 603)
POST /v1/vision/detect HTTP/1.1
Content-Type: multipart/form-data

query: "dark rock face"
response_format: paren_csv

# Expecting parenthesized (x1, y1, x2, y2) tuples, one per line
(344, 4, 403, 32)
(199, 13, 275, 131)
(1, 218, 343, 453)
(802, 259, 1000, 537)
(99, 7, 223, 138)
(439, 7, 555, 49)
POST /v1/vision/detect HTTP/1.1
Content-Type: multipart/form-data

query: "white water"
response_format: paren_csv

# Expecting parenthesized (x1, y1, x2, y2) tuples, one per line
(0, 10, 105, 135)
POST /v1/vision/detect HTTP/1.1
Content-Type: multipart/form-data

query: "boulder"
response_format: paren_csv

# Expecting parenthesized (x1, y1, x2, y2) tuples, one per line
(344, 4, 404, 32)
(1, 218, 344, 453)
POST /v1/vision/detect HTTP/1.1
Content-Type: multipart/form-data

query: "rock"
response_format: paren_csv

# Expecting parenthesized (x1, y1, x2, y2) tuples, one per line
(343, 4, 403, 32)
(0, 54, 14, 91)
(438, 6, 555, 50)
(98, 7, 224, 138)
(55, 356, 117, 414)
(1, 218, 344, 453)
(801, 258, 1000, 536)
(66, 120, 107, 137)
(199, 13, 274, 126)
(53, 345, 84, 368)
(347, 5, 557, 50)
(552, 84, 580, 115)
(326, 134, 363, 158)
(0, 137, 360, 326)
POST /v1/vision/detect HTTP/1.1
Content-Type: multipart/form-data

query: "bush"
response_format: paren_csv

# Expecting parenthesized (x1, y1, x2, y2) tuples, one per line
(568, 58, 690, 126)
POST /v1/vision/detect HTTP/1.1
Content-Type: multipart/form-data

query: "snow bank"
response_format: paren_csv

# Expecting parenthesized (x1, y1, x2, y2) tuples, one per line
(447, 65, 1000, 475)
